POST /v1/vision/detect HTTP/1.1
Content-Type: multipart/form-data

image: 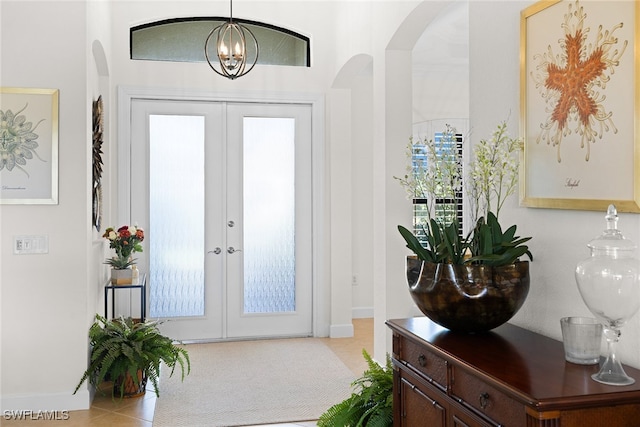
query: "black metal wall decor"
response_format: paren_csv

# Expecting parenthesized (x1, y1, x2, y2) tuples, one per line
(92, 95, 104, 231)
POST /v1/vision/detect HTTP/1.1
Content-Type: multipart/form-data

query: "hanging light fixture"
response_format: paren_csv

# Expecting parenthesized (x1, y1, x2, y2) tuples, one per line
(204, 0, 259, 80)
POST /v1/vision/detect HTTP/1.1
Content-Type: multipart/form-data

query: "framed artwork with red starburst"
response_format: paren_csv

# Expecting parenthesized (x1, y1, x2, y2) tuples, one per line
(520, 0, 640, 212)
(0, 87, 59, 204)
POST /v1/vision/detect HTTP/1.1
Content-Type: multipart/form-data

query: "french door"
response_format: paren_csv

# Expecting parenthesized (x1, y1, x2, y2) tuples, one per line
(130, 99, 313, 341)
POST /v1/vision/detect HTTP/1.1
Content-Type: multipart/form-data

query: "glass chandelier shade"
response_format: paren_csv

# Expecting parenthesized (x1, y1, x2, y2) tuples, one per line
(204, 0, 259, 80)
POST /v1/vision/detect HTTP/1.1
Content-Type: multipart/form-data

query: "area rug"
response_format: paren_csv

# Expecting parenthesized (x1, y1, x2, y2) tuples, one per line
(152, 338, 356, 427)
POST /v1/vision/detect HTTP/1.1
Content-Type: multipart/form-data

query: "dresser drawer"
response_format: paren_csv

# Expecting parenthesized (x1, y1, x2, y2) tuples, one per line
(451, 367, 525, 426)
(398, 371, 448, 427)
(399, 336, 448, 390)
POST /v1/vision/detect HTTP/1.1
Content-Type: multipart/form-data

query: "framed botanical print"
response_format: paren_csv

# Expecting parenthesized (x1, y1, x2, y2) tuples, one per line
(520, 0, 640, 212)
(0, 87, 59, 204)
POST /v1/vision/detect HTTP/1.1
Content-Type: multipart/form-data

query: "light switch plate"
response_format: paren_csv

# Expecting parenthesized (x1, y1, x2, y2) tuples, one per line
(14, 235, 49, 254)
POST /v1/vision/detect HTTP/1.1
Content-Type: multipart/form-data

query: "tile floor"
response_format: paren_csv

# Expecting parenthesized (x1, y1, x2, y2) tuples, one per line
(2, 318, 374, 427)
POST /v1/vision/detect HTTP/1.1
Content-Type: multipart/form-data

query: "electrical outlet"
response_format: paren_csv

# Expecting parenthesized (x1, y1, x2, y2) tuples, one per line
(14, 235, 48, 254)
(352, 275, 358, 286)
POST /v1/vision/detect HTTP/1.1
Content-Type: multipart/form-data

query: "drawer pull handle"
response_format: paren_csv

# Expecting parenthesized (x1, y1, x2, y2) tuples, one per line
(400, 377, 443, 410)
(418, 354, 427, 367)
(479, 392, 490, 410)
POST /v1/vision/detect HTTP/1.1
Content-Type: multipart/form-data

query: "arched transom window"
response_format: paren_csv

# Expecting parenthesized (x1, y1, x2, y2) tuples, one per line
(131, 18, 310, 67)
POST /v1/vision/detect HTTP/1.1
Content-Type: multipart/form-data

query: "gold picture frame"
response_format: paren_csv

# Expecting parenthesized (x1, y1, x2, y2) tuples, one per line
(520, 0, 640, 212)
(0, 87, 59, 204)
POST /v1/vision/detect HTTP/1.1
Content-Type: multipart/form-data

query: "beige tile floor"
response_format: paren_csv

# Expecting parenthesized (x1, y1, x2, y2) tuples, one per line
(1, 318, 374, 427)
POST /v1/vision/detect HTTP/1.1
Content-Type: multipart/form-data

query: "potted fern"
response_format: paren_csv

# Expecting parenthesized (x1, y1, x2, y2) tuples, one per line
(318, 350, 393, 427)
(74, 314, 190, 399)
(396, 121, 533, 333)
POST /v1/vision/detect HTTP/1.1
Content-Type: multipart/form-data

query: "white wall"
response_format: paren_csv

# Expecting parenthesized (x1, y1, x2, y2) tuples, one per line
(412, 1, 469, 124)
(351, 69, 375, 319)
(0, 0, 99, 411)
(469, 0, 640, 368)
(328, 87, 355, 336)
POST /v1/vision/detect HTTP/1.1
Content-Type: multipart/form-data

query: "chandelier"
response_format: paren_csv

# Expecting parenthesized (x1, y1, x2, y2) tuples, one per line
(204, 0, 259, 80)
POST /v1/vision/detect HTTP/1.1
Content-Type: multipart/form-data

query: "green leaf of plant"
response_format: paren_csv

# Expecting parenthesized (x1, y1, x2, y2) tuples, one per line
(397, 225, 434, 262)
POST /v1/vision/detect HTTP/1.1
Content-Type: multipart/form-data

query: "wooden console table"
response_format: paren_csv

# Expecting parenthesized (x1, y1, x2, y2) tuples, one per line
(387, 317, 640, 426)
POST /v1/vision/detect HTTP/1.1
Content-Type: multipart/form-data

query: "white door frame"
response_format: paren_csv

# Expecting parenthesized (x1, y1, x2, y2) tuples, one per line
(117, 86, 328, 337)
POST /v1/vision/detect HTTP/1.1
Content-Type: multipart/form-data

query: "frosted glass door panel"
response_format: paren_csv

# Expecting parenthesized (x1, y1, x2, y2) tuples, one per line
(148, 114, 205, 317)
(243, 118, 296, 313)
(226, 102, 312, 339)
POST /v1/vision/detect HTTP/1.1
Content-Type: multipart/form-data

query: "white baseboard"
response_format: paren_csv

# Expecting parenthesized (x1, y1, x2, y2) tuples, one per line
(1, 389, 91, 413)
(329, 307, 373, 338)
(352, 306, 373, 319)
(329, 323, 354, 338)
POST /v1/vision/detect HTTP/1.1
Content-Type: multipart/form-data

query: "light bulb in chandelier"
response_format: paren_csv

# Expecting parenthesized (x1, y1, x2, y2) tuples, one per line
(218, 40, 229, 61)
(233, 41, 243, 60)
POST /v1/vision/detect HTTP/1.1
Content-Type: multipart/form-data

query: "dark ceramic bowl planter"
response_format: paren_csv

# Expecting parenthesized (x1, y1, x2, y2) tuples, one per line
(406, 256, 530, 333)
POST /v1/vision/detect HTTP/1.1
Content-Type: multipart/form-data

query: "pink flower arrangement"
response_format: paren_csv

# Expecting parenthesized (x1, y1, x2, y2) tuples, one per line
(103, 225, 145, 269)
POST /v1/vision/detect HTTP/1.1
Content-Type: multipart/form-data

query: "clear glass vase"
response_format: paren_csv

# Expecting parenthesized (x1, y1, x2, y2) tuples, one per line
(575, 205, 640, 385)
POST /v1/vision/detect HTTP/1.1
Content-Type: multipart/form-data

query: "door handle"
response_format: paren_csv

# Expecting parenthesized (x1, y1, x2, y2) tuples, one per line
(208, 247, 222, 255)
(227, 246, 242, 254)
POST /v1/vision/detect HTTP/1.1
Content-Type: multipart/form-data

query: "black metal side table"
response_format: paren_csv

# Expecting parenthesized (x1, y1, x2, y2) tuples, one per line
(104, 273, 146, 322)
